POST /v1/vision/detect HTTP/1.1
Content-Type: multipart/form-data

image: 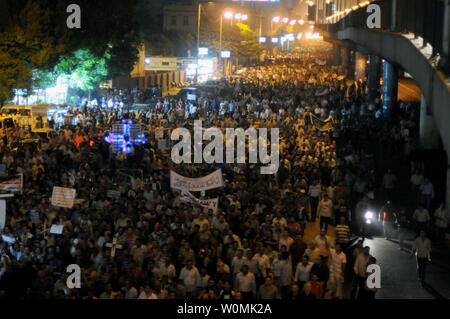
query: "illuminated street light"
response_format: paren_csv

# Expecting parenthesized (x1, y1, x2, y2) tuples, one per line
(241, 14, 248, 21)
(235, 13, 242, 20)
(271, 37, 279, 43)
(298, 19, 305, 25)
(290, 19, 297, 25)
(224, 11, 233, 19)
(272, 16, 280, 23)
(309, 25, 315, 29)
(282, 17, 289, 23)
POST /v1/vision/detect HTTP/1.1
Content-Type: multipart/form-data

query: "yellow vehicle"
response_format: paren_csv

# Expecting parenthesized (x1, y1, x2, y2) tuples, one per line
(0, 104, 55, 133)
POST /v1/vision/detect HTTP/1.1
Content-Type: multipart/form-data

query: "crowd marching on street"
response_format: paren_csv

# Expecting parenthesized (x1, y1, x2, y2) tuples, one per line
(0, 50, 446, 300)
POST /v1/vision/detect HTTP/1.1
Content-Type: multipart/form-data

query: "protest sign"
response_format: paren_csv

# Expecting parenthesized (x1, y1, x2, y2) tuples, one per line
(0, 174, 23, 192)
(51, 187, 76, 208)
(107, 190, 121, 199)
(50, 224, 64, 235)
(170, 169, 224, 191)
(180, 190, 219, 213)
(1, 235, 15, 243)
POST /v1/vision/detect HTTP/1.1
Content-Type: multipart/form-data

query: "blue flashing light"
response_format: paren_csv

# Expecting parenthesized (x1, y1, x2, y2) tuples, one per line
(104, 120, 147, 154)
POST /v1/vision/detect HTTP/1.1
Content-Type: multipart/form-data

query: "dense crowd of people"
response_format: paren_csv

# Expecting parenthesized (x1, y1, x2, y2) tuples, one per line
(0, 50, 446, 300)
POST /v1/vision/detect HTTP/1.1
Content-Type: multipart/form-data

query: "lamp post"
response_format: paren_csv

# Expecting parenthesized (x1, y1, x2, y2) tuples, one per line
(196, 2, 202, 83)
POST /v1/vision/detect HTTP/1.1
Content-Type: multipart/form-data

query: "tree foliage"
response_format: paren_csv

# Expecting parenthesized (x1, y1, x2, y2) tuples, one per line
(0, 0, 141, 104)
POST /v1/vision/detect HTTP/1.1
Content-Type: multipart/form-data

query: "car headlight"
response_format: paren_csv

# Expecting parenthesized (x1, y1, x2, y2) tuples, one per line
(365, 211, 374, 220)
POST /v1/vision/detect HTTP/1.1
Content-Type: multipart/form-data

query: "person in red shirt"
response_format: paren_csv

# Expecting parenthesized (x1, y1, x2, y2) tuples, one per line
(308, 274, 324, 299)
(378, 200, 395, 240)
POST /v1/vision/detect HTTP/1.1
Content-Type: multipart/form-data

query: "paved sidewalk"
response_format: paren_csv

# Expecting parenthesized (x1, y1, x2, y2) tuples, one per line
(361, 237, 450, 299)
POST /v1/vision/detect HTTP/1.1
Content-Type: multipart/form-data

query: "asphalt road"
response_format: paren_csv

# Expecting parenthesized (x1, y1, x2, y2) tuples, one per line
(357, 236, 450, 299)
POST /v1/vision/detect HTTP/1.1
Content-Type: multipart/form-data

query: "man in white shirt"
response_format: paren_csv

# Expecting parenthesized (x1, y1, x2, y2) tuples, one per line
(179, 260, 200, 298)
(308, 181, 322, 222)
(294, 255, 313, 289)
(411, 230, 431, 283)
(231, 249, 247, 275)
(234, 265, 256, 299)
(314, 230, 331, 258)
(329, 243, 347, 299)
(413, 203, 430, 236)
(279, 231, 294, 251)
(318, 194, 334, 233)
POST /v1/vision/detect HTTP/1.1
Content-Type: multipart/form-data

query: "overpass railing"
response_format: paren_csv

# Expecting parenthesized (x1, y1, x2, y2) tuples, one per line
(320, 0, 449, 72)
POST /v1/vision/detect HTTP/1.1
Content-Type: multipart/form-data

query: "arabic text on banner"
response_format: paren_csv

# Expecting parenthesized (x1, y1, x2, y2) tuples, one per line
(170, 169, 224, 191)
(51, 187, 76, 208)
(180, 190, 219, 213)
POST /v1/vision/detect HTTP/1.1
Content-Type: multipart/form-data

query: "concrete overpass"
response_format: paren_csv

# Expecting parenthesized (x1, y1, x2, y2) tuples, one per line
(318, 0, 450, 207)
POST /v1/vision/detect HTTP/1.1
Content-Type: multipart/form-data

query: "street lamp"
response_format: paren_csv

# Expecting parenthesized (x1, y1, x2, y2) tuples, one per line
(290, 19, 297, 25)
(220, 11, 233, 56)
(220, 11, 234, 77)
(272, 16, 280, 23)
(282, 17, 289, 23)
(298, 19, 305, 25)
(241, 14, 248, 21)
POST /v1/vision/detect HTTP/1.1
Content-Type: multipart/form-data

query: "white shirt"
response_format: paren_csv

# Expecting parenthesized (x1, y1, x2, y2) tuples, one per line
(412, 237, 431, 258)
(434, 208, 449, 228)
(179, 266, 200, 292)
(410, 174, 423, 186)
(294, 262, 313, 282)
(318, 199, 333, 217)
(413, 208, 430, 223)
(314, 235, 331, 256)
(308, 185, 322, 197)
(279, 236, 294, 250)
(231, 256, 247, 274)
(235, 272, 256, 295)
(278, 260, 292, 286)
(330, 248, 347, 275)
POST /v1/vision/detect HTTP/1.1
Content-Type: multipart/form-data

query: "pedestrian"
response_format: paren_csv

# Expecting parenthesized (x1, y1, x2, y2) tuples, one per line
(317, 193, 334, 233)
(353, 246, 371, 299)
(379, 200, 395, 240)
(413, 203, 430, 236)
(396, 209, 409, 250)
(308, 180, 322, 222)
(411, 230, 431, 283)
(329, 243, 347, 299)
